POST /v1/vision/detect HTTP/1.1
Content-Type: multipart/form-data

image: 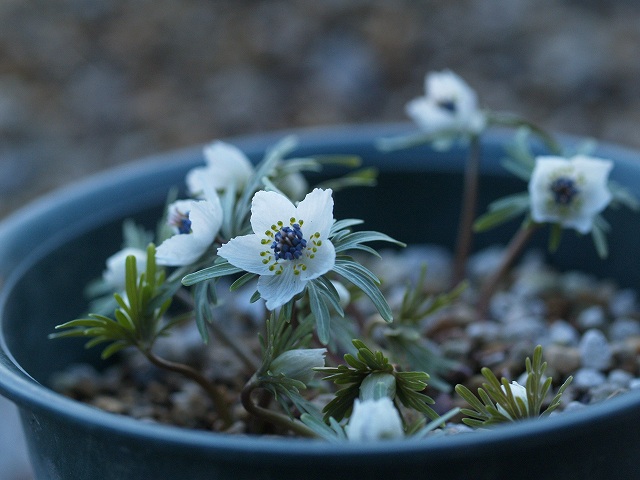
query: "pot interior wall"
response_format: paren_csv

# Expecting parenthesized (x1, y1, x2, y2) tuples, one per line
(2, 131, 639, 386)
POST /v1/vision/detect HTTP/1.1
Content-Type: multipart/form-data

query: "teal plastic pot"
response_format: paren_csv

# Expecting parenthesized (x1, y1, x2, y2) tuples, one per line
(1, 124, 640, 479)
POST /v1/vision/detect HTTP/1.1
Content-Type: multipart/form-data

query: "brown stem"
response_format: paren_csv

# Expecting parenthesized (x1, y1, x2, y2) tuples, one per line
(451, 135, 481, 287)
(240, 378, 317, 438)
(143, 349, 234, 428)
(476, 223, 541, 319)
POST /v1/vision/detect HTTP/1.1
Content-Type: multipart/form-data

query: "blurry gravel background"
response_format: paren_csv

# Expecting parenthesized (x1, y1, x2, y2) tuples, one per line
(3, 0, 640, 221)
(2, 1, 640, 478)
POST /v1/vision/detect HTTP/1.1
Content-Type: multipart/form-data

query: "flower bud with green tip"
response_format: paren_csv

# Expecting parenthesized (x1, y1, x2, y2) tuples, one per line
(270, 348, 327, 386)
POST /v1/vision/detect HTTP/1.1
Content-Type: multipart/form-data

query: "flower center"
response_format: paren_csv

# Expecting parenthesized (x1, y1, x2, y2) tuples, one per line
(170, 210, 192, 234)
(437, 98, 457, 113)
(271, 223, 307, 261)
(550, 177, 580, 205)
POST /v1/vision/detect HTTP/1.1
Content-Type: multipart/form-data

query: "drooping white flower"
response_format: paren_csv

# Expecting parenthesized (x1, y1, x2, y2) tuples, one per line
(103, 247, 148, 290)
(186, 141, 254, 196)
(497, 381, 529, 420)
(346, 397, 404, 441)
(405, 70, 486, 138)
(218, 188, 336, 310)
(270, 348, 327, 385)
(156, 187, 223, 266)
(528, 155, 613, 233)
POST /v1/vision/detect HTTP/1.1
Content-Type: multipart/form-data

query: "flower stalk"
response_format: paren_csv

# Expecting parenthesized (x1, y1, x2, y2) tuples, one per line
(476, 223, 541, 319)
(451, 134, 481, 287)
(240, 377, 318, 437)
(142, 349, 234, 428)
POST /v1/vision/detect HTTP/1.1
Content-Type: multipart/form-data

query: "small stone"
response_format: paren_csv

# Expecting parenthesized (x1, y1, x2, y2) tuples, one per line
(544, 344, 581, 377)
(501, 317, 546, 343)
(610, 288, 637, 317)
(548, 320, 580, 346)
(608, 369, 633, 388)
(573, 368, 606, 390)
(629, 378, 640, 390)
(466, 321, 501, 342)
(92, 395, 127, 414)
(609, 318, 640, 342)
(563, 400, 587, 413)
(579, 329, 612, 371)
(576, 306, 606, 331)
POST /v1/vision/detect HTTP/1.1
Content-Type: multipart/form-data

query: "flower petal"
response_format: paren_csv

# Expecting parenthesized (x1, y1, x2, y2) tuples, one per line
(295, 188, 335, 238)
(257, 267, 305, 310)
(217, 234, 272, 275)
(299, 239, 335, 282)
(250, 190, 297, 235)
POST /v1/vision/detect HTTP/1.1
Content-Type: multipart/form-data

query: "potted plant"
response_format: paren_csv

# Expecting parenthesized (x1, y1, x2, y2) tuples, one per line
(1, 73, 640, 479)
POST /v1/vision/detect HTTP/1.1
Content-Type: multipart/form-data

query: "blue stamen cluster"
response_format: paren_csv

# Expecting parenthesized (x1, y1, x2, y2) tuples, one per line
(437, 98, 457, 113)
(171, 211, 192, 234)
(550, 177, 579, 205)
(272, 224, 307, 261)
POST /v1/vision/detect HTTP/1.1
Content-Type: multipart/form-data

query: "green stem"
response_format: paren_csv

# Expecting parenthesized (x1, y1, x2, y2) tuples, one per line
(143, 349, 234, 428)
(487, 112, 563, 155)
(476, 223, 541, 319)
(241, 377, 318, 438)
(451, 135, 481, 287)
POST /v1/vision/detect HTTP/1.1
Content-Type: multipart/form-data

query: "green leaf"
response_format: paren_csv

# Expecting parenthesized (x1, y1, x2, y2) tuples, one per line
(333, 259, 393, 322)
(548, 223, 563, 253)
(182, 260, 244, 286)
(307, 281, 331, 345)
(330, 218, 364, 235)
(334, 230, 405, 254)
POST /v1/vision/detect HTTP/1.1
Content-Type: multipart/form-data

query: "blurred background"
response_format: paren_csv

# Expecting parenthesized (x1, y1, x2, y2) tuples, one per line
(3, 0, 640, 221)
(2, 1, 640, 478)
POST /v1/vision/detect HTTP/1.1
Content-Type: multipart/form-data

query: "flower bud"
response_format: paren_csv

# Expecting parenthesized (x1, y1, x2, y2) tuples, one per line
(347, 397, 404, 442)
(103, 247, 148, 290)
(359, 372, 396, 401)
(497, 381, 529, 420)
(270, 348, 327, 385)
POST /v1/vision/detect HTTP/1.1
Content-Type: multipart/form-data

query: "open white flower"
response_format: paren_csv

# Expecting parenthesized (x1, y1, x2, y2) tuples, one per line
(497, 381, 529, 420)
(529, 155, 613, 233)
(218, 188, 336, 310)
(156, 189, 223, 266)
(405, 69, 486, 137)
(347, 397, 404, 441)
(103, 247, 148, 290)
(186, 141, 254, 196)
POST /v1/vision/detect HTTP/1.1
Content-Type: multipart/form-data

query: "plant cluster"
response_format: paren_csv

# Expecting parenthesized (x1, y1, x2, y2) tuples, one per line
(51, 70, 638, 441)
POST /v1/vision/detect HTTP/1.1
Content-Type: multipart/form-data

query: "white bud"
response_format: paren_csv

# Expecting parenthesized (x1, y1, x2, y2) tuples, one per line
(347, 397, 404, 442)
(497, 381, 529, 420)
(270, 348, 327, 385)
(102, 247, 147, 290)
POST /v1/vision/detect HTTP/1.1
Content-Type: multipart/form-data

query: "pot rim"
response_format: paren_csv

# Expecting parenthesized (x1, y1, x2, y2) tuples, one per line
(1, 122, 640, 461)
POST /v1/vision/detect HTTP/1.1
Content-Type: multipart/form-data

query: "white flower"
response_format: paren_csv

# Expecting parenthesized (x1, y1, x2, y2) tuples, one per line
(405, 70, 486, 138)
(497, 381, 529, 420)
(186, 141, 254, 196)
(269, 348, 327, 385)
(218, 188, 336, 310)
(347, 397, 404, 441)
(156, 188, 223, 266)
(103, 247, 148, 290)
(529, 155, 613, 233)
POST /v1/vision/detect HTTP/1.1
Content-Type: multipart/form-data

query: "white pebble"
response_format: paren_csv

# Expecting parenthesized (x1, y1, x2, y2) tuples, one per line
(549, 320, 580, 346)
(573, 368, 606, 390)
(610, 289, 637, 317)
(576, 306, 606, 330)
(579, 329, 612, 371)
(609, 318, 640, 342)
